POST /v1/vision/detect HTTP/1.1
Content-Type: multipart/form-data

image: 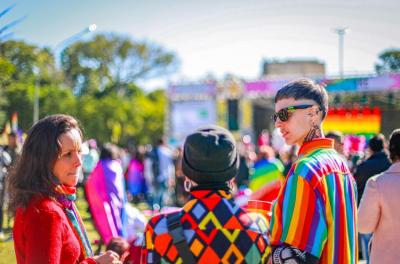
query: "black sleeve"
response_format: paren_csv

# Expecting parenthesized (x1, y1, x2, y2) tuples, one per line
(269, 245, 319, 264)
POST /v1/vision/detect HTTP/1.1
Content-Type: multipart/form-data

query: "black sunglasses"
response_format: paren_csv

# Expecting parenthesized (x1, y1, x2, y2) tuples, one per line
(271, 104, 314, 122)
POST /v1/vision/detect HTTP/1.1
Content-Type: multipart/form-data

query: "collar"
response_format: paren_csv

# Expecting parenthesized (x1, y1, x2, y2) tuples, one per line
(386, 162, 400, 174)
(298, 138, 334, 157)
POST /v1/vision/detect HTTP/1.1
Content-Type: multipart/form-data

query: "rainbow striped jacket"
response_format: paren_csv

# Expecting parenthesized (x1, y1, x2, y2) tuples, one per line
(269, 138, 358, 264)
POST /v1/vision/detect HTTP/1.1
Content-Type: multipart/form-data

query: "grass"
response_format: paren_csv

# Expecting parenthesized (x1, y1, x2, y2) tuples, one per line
(0, 189, 104, 264)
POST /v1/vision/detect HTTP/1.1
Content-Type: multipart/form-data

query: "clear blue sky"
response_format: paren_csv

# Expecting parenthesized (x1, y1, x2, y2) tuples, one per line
(3, 0, 400, 89)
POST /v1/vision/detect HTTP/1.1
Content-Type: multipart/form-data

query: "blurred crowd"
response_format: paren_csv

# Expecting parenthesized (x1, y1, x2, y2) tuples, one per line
(0, 125, 398, 263)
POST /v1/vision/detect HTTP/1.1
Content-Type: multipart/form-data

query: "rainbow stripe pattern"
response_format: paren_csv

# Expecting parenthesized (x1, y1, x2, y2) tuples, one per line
(269, 138, 358, 264)
(249, 158, 284, 191)
(54, 185, 93, 258)
(323, 107, 381, 135)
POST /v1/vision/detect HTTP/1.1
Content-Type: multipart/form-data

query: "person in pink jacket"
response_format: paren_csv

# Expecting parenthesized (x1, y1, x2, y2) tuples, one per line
(358, 128, 400, 264)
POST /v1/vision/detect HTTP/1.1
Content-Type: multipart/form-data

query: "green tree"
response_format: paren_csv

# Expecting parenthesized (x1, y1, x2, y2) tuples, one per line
(0, 40, 66, 129)
(61, 34, 178, 95)
(76, 87, 166, 145)
(0, 56, 15, 124)
(0, 40, 60, 85)
(4, 83, 35, 131)
(375, 48, 400, 74)
(1, 38, 169, 145)
(5, 83, 77, 131)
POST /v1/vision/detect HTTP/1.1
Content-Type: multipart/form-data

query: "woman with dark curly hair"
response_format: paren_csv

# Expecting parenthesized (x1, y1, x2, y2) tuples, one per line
(8, 114, 120, 264)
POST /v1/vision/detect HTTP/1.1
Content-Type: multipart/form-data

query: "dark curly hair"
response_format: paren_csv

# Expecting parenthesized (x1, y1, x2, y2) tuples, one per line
(8, 114, 82, 215)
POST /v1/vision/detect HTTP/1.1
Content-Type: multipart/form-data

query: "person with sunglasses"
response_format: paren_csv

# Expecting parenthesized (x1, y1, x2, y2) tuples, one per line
(268, 79, 358, 264)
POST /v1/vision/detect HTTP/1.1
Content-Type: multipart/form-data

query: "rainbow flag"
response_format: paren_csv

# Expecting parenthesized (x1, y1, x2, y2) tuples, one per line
(323, 107, 381, 135)
(11, 112, 18, 132)
(249, 158, 284, 191)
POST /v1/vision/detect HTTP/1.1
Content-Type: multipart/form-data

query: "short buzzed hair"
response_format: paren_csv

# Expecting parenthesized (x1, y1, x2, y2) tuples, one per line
(389, 129, 400, 161)
(368, 134, 385, 152)
(326, 131, 344, 144)
(275, 78, 329, 119)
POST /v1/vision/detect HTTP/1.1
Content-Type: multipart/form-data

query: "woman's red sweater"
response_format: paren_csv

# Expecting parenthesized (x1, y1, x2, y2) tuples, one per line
(13, 195, 96, 264)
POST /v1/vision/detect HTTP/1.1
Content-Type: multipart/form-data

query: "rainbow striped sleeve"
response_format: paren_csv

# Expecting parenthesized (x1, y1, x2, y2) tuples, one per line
(269, 161, 327, 258)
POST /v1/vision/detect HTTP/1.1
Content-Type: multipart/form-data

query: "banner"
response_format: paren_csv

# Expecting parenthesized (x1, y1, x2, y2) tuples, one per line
(168, 83, 216, 99)
(323, 107, 381, 135)
(170, 100, 217, 145)
(244, 73, 400, 95)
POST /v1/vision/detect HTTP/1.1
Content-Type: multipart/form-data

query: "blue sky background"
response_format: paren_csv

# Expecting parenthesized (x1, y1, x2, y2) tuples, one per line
(2, 0, 400, 89)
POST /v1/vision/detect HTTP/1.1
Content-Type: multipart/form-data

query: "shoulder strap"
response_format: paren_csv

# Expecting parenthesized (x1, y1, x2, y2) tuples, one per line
(166, 210, 196, 263)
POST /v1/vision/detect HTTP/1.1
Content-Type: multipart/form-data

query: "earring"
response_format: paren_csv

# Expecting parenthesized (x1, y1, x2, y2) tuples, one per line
(184, 179, 192, 192)
(228, 179, 235, 191)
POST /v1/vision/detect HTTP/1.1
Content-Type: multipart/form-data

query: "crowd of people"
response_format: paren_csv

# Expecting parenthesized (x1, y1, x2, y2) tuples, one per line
(1, 78, 399, 263)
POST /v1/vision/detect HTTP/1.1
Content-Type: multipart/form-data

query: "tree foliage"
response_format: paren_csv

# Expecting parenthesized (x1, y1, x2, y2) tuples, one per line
(375, 48, 400, 74)
(0, 35, 174, 145)
(0, 56, 14, 124)
(61, 34, 178, 95)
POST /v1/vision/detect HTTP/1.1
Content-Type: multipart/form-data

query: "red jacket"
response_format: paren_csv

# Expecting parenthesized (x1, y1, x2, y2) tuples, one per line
(13, 195, 96, 264)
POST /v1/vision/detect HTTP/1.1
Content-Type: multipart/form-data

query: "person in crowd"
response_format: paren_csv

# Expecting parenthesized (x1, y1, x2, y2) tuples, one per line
(325, 130, 345, 156)
(8, 114, 120, 264)
(142, 144, 155, 206)
(173, 146, 188, 206)
(4, 132, 21, 164)
(85, 143, 147, 247)
(257, 129, 270, 148)
(235, 136, 252, 189)
(249, 145, 284, 192)
(151, 138, 175, 209)
(354, 134, 391, 205)
(86, 142, 127, 243)
(269, 79, 357, 263)
(280, 145, 298, 177)
(125, 145, 147, 204)
(141, 125, 269, 263)
(354, 134, 390, 263)
(81, 139, 99, 186)
(1, 131, 22, 239)
(0, 145, 11, 240)
(358, 129, 400, 264)
(80, 139, 99, 214)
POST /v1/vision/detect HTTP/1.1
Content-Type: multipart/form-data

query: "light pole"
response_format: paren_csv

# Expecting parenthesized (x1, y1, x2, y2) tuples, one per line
(55, 24, 97, 68)
(33, 24, 97, 125)
(333, 27, 350, 79)
(33, 66, 39, 124)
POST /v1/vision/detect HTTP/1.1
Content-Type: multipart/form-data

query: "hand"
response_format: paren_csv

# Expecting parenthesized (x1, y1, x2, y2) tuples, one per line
(93, 250, 121, 264)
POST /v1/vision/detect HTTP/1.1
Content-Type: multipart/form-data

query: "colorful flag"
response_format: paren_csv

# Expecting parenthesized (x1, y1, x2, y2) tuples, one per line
(11, 112, 18, 132)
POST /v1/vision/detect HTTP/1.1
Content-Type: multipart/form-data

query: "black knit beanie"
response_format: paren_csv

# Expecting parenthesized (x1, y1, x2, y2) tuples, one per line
(182, 125, 239, 184)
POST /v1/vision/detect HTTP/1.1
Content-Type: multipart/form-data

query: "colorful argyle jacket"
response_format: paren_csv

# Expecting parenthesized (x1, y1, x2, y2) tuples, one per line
(141, 189, 270, 263)
(269, 138, 358, 264)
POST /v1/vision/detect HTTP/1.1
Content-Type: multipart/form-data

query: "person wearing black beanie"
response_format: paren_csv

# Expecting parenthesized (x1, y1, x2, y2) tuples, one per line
(141, 125, 270, 263)
(181, 125, 239, 192)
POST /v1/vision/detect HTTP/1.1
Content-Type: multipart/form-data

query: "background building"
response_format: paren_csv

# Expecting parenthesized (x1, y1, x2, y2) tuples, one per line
(262, 59, 326, 79)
